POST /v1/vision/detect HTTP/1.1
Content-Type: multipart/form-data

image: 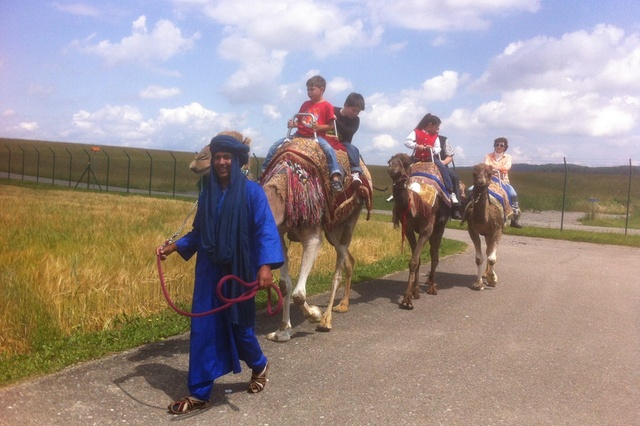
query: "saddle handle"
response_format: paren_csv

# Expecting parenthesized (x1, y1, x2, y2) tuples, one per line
(411, 147, 436, 163)
(284, 113, 318, 143)
(491, 169, 504, 184)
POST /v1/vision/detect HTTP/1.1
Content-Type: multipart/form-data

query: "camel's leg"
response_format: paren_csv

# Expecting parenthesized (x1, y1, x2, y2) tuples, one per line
(332, 250, 354, 313)
(425, 221, 445, 295)
(291, 228, 323, 323)
(484, 236, 499, 287)
(469, 230, 485, 290)
(401, 231, 427, 309)
(317, 244, 350, 332)
(267, 234, 293, 342)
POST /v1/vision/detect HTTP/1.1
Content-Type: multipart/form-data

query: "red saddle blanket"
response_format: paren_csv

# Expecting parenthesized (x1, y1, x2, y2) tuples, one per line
(261, 137, 372, 227)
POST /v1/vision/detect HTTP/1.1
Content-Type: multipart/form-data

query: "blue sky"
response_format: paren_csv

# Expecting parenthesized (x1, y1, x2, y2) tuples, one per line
(2, 0, 640, 167)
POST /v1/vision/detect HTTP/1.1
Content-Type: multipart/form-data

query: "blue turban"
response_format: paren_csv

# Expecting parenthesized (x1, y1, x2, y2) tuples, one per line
(209, 134, 250, 166)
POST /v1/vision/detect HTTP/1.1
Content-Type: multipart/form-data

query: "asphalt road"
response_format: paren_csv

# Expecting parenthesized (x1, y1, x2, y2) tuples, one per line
(1, 229, 639, 426)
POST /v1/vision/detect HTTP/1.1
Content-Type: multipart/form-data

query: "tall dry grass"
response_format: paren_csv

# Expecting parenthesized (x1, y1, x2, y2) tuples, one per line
(0, 184, 404, 357)
(0, 185, 196, 355)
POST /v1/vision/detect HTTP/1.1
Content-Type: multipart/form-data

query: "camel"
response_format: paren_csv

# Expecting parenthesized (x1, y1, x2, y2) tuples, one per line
(260, 137, 373, 341)
(188, 132, 372, 340)
(460, 163, 512, 290)
(387, 153, 452, 309)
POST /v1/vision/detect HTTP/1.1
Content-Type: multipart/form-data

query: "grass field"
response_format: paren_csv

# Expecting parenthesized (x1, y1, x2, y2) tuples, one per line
(1, 138, 639, 387)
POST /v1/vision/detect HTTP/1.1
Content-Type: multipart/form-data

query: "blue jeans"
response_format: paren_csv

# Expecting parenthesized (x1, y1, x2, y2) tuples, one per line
(261, 134, 342, 177)
(343, 142, 362, 174)
(434, 157, 453, 192)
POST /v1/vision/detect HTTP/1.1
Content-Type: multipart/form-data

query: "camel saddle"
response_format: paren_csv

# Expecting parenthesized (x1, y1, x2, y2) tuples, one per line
(261, 137, 373, 227)
(487, 180, 514, 223)
(407, 161, 452, 208)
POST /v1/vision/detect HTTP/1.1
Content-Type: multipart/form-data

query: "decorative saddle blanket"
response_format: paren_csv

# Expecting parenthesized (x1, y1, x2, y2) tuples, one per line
(488, 179, 514, 222)
(407, 161, 451, 208)
(260, 137, 373, 227)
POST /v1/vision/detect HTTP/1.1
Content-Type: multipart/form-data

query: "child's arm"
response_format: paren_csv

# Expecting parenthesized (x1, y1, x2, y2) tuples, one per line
(433, 137, 442, 155)
(312, 118, 335, 133)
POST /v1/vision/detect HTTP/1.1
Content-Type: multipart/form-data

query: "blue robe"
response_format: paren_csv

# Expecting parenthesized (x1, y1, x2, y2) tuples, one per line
(174, 180, 283, 399)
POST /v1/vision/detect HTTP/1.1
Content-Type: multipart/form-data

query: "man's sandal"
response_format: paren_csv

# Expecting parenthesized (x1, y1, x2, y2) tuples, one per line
(168, 396, 209, 414)
(248, 361, 269, 393)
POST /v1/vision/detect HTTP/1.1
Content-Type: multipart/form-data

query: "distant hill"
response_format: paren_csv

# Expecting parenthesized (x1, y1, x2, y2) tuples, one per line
(453, 163, 639, 175)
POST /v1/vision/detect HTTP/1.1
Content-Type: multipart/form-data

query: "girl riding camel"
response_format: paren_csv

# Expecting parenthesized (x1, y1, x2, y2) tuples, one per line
(403, 113, 459, 205)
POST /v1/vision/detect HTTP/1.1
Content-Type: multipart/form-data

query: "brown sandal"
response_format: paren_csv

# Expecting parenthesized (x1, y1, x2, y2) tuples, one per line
(168, 396, 208, 414)
(247, 361, 269, 393)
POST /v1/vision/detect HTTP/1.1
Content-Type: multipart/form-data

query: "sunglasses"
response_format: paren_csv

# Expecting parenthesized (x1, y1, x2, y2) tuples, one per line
(495, 143, 506, 147)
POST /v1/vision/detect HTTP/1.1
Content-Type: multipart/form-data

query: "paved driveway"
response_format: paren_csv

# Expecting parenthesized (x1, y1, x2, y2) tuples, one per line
(1, 229, 639, 425)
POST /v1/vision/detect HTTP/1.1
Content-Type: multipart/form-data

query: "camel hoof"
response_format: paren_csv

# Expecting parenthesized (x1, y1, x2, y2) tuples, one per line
(471, 283, 484, 291)
(426, 287, 438, 295)
(266, 330, 291, 342)
(304, 305, 322, 323)
(487, 282, 497, 287)
(316, 324, 331, 332)
(332, 304, 348, 313)
(292, 293, 306, 306)
(399, 302, 414, 310)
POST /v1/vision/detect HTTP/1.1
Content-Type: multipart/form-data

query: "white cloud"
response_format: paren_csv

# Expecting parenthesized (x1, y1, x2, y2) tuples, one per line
(448, 89, 640, 137)
(262, 104, 281, 120)
(139, 85, 182, 99)
(371, 134, 398, 151)
(18, 122, 39, 131)
(3, 109, 15, 117)
(68, 103, 245, 150)
(474, 24, 637, 94)
(75, 16, 200, 66)
(368, 0, 540, 31)
(327, 77, 353, 96)
(53, 1, 101, 17)
(452, 24, 640, 142)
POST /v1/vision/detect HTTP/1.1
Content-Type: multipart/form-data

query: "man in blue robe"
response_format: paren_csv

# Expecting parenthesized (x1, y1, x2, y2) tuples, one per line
(157, 133, 284, 414)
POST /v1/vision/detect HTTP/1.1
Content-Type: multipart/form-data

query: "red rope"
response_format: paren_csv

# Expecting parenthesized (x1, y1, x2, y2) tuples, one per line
(156, 253, 283, 318)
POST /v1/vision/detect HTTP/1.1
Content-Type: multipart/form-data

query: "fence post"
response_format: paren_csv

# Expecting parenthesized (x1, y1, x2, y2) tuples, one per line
(50, 147, 56, 185)
(124, 151, 131, 193)
(66, 148, 72, 187)
(146, 151, 152, 196)
(35, 148, 41, 183)
(103, 150, 110, 192)
(625, 159, 632, 236)
(561, 157, 567, 231)
(4, 144, 11, 180)
(19, 146, 25, 181)
(170, 152, 177, 197)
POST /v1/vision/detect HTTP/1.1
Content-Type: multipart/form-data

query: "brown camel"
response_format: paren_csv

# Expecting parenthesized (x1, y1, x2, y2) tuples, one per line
(387, 153, 451, 309)
(261, 137, 373, 341)
(460, 163, 511, 290)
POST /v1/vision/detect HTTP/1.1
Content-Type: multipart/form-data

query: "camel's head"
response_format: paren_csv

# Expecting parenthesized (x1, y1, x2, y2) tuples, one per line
(189, 131, 252, 176)
(472, 163, 493, 188)
(387, 153, 411, 182)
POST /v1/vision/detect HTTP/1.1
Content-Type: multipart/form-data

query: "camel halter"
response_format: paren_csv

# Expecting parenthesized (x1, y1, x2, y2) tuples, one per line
(156, 200, 283, 317)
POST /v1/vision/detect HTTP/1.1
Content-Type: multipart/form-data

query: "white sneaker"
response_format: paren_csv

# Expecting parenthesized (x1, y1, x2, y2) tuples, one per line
(351, 172, 362, 188)
(450, 193, 459, 204)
